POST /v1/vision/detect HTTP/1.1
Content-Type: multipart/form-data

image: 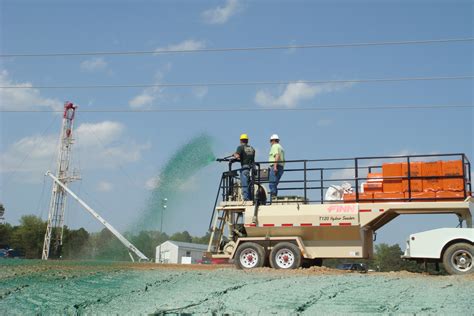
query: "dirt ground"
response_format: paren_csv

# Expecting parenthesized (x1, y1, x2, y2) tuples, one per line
(1, 260, 473, 315)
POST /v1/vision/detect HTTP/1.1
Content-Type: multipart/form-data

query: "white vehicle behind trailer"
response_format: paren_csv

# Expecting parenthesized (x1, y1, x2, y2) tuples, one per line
(403, 228, 474, 275)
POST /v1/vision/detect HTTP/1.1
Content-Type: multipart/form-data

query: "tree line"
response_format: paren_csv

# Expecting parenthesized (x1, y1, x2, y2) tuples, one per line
(0, 215, 209, 261)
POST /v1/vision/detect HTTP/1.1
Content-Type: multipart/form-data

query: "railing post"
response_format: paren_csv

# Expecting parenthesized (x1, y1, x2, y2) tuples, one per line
(320, 169, 324, 204)
(303, 161, 307, 204)
(468, 157, 472, 195)
(407, 156, 412, 201)
(355, 158, 359, 202)
(462, 154, 467, 199)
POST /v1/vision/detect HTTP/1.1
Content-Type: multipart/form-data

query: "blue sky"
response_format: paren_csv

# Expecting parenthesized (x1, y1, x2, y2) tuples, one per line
(0, 0, 472, 246)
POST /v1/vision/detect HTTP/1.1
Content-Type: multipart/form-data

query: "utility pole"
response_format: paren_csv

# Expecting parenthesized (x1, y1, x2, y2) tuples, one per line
(42, 102, 80, 260)
(158, 197, 167, 263)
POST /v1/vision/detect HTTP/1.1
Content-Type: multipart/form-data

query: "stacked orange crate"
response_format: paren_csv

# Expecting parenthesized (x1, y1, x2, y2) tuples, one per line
(382, 163, 403, 192)
(379, 163, 404, 201)
(343, 192, 374, 203)
(437, 160, 465, 200)
(374, 192, 405, 201)
(422, 161, 443, 192)
(402, 162, 423, 193)
(405, 191, 436, 201)
(363, 173, 383, 193)
(437, 191, 464, 199)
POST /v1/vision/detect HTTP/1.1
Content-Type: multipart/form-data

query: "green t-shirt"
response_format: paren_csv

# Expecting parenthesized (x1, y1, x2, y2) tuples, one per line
(235, 144, 255, 166)
(269, 143, 285, 166)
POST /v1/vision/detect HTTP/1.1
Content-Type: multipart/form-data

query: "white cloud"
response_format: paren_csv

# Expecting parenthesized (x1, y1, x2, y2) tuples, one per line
(0, 134, 57, 174)
(75, 121, 150, 168)
(255, 81, 353, 108)
(129, 92, 156, 109)
(75, 121, 124, 146)
(0, 121, 150, 182)
(97, 181, 113, 192)
(80, 57, 108, 72)
(202, 0, 241, 24)
(128, 65, 172, 109)
(145, 176, 161, 190)
(155, 39, 206, 52)
(0, 70, 62, 111)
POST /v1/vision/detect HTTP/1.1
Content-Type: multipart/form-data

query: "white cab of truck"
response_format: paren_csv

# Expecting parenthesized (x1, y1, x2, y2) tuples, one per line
(403, 228, 474, 275)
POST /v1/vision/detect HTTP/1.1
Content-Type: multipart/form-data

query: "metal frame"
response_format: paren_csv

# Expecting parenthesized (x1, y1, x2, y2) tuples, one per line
(46, 171, 149, 262)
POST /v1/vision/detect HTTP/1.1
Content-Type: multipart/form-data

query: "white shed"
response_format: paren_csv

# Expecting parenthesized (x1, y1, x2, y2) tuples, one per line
(155, 240, 208, 264)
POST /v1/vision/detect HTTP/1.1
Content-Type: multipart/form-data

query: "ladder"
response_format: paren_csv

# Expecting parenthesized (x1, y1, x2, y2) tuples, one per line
(207, 208, 228, 253)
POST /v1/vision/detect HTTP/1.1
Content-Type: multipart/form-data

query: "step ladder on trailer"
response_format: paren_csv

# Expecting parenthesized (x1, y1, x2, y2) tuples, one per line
(207, 205, 246, 254)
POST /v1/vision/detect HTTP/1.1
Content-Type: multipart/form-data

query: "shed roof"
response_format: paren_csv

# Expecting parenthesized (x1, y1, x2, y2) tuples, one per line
(157, 240, 208, 250)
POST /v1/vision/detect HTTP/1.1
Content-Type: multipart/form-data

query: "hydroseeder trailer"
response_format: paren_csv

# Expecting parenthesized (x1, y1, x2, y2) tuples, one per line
(207, 153, 473, 275)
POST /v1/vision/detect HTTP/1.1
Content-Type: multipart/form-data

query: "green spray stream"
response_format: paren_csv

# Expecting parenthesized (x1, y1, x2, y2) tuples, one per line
(134, 134, 216, 231)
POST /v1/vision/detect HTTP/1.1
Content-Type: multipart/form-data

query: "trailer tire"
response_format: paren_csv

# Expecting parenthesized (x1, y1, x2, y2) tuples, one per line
(269, 242, 302, 269)
(442, 242, 474, 275)
(235, 242, 266, 270)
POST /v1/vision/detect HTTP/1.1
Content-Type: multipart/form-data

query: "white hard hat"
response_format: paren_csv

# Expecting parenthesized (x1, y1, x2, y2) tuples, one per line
(270, 134, 279, 140)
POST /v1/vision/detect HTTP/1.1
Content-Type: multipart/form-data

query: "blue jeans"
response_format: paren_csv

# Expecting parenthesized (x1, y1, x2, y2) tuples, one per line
(269, 165, 284, 197)
(240, 168, 251, 200)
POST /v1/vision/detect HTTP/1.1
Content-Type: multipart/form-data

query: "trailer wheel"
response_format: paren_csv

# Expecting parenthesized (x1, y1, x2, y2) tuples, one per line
(270, 242, 302, 269)
(442, 243, 474, 275)
(235, 242, 266, 270)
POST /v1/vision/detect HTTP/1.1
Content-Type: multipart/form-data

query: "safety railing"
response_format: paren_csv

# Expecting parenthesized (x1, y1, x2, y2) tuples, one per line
(215, 153, 472, 206)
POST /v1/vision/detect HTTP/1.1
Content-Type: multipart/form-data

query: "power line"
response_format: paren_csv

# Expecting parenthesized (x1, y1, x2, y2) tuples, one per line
(1, 75, 472, 89)
(1, 104, 472, 113)
(1, 38, 473, 58)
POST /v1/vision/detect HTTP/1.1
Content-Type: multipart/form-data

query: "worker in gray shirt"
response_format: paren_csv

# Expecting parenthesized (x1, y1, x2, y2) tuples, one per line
(234, 133, 256, 201)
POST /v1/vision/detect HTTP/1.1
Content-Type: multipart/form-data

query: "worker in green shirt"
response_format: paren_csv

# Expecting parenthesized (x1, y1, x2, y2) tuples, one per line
(268, 134, 285, 201)
(233, 133, 256, 200)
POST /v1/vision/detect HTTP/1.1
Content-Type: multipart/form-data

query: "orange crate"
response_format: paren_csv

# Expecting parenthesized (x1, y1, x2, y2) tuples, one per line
(422, 161, 443, 192)
(360, 192, 374, 201)
(382, 163, 402, 178)
(442, 160, 463, 176)
(405, 191, 436, 201)
(367, 173, 383, 181)
(363, 182, 383, 192)
(442, 160, 465, 192)
(402, 162, 423, 192)
(374, 192, 405, 201)
(383, 180, 403, 193)
(443, 179, 465, 191)
(343, 192, 374, 203)
(382, 163, 402, 192)
(436, 191, 465, 199)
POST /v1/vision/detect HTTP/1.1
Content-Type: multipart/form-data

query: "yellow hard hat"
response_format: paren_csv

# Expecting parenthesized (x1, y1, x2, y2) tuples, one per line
(240, 133, 249, 140)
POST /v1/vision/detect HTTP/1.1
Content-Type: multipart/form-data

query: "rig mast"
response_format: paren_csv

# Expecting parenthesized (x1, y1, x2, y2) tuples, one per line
(42, 102, 79, 260)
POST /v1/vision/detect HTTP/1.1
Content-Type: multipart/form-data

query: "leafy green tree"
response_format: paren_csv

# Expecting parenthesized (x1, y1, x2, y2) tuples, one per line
(62, 227, 90, 259)
(373, 243, 404, 271)
(0, 223, 14, 247)
(192, 232, 211, 245)
(373, 243, 423, 272)
(10, 215, 46, 258)
(170, 231, 193, 243)
(90, 228, 129, 261)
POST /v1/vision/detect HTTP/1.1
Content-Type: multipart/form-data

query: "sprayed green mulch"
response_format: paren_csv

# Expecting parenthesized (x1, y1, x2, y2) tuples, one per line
(1, 260, 473, 315)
